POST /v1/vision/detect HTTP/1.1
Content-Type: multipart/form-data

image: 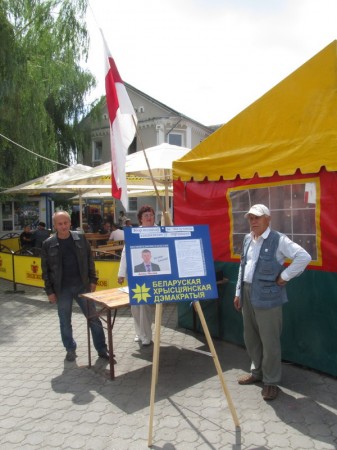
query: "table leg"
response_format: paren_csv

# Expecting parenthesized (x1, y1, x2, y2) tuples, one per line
(193, 304, 197, 332)
(86, 299, 92, 368)
(107, 309, 115, 380)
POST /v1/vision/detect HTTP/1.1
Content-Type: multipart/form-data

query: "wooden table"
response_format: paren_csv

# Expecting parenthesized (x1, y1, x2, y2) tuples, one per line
(80, 288, 130, 379)
(91, 244, 124, 259)
(84, 233, 109, 247)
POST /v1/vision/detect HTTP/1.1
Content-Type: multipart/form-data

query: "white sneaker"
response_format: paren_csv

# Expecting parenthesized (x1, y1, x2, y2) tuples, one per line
(142, 339, 152, 346)
(134, 335, 141, 342)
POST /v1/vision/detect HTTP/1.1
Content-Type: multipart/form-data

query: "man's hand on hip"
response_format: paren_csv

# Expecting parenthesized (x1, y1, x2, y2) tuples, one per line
(276, 275, 287, 286)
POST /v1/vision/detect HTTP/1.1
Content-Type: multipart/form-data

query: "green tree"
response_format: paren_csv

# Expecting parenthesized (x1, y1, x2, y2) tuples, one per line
(0, 0, 95, 190)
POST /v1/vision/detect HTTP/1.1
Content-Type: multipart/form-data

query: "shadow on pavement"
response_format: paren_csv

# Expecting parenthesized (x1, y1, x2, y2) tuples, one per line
(51, 344, 241, 413)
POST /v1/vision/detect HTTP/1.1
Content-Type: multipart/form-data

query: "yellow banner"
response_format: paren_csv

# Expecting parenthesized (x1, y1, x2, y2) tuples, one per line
(14, 255, 45, 287)
(0, 237, 20, 252)
(95, 261, 126, 290)
(7, 254, 123, 291)
(0, 252, 14, 281)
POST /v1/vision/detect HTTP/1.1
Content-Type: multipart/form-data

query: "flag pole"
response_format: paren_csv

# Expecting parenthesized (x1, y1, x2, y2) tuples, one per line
(99, 25, 168, 219)
(131, 116, 166, 216)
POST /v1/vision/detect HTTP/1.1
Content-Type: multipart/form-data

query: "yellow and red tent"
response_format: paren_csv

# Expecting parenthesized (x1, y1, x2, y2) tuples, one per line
(173, 41, 337, 376)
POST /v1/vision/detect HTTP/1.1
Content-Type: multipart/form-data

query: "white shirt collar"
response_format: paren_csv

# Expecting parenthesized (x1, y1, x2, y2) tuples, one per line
(250, 226, 271, 241)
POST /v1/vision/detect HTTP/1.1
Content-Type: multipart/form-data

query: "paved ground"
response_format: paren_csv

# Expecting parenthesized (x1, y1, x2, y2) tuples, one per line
(0, 279, 337, 450)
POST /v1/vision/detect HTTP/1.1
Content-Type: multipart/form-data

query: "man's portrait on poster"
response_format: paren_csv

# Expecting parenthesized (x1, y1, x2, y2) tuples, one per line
(132, 245, 171, 276)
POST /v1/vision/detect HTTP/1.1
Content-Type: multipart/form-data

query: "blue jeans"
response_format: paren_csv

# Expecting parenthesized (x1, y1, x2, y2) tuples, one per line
(57, 285, 107, 353)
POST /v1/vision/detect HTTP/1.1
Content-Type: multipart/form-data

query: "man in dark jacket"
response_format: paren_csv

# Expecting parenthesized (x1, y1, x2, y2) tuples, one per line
(20, 225, 35, 249)
(41, 211, 108, 362)
(33, 222, 50, 248)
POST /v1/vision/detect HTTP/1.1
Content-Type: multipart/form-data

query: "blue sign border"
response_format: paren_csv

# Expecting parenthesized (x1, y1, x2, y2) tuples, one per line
(124, 225, 217, 305)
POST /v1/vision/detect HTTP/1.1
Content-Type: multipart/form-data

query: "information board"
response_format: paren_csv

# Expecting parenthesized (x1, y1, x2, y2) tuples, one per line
(124, 225, 218, 305)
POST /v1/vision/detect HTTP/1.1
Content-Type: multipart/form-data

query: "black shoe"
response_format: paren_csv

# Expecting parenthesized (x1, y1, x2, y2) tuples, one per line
(98, 350, 109, 360)
(66, 350, 77, 362)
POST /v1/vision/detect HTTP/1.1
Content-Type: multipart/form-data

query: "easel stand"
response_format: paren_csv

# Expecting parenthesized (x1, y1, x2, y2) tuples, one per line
(147, 301, 241, 447)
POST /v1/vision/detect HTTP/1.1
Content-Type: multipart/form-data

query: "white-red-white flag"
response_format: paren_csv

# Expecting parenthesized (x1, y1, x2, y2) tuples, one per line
(304, 182, 316, 204)
(101, 30, 137, 209)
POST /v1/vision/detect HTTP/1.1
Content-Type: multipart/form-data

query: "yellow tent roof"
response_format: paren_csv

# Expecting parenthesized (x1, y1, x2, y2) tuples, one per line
(173, 41, 337, 181)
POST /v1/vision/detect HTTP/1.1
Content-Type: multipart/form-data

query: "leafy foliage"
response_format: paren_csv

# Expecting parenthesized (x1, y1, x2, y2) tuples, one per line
(0, 0, 95, 190)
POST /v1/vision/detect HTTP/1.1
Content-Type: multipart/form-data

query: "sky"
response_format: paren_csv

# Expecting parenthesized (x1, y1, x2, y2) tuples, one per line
(84, 0, 337, 126)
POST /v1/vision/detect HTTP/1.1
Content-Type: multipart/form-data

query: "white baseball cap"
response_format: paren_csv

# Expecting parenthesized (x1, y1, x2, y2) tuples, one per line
(244, 204, 271, 218)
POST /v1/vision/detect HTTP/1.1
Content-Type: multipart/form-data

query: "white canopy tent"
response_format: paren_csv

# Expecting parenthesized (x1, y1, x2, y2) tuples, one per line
(70, 187, 173, 200)
(2, 164, 95, 228)
(62, 143, 190, 212)
(2, 144, 189, 229)
(2, 164, 93, 196)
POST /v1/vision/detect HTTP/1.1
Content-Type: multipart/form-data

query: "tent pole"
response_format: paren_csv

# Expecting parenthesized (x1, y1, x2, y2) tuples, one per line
(79, 192, 83, 230)
(132, 117, 165, 216)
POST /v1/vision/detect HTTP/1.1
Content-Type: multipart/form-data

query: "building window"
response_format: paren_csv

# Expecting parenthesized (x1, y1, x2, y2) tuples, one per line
(168, 133, 183, 146)
(228, 180, 318, 261)
(93, 141, 102, 163)
(2, 201, 40, 231)
(2, 202, 13, 231)
(15, 201, 40, 229)
(128, 197, 138, 212)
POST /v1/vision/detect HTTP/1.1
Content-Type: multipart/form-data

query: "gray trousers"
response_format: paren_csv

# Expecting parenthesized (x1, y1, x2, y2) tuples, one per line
(131, 304, 153, 342)
(242, 283, 282, 384)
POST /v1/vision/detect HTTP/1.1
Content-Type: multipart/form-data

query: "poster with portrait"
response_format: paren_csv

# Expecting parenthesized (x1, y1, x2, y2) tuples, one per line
(124, 225, 218, 305)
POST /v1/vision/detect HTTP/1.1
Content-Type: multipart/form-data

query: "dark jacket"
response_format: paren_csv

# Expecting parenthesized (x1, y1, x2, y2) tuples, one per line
(20, 231, 35, 249)
(134, 262, 161, 273)
(41, 231, 97, 296)
(34, 228, 51, 248)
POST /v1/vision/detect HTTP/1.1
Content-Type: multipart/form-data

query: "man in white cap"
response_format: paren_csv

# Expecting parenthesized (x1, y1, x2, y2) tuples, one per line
(234, 204, 311, 400)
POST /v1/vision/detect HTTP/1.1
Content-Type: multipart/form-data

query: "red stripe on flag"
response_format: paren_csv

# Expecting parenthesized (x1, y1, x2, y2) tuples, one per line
(111, 161, 121, 199)
(101, 30, 137, 208)
(108, 57, 123, 83)
(105, 57, 122, 124)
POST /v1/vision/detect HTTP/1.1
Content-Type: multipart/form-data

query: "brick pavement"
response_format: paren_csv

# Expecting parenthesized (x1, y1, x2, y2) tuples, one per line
(0, 279, 337, 449)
